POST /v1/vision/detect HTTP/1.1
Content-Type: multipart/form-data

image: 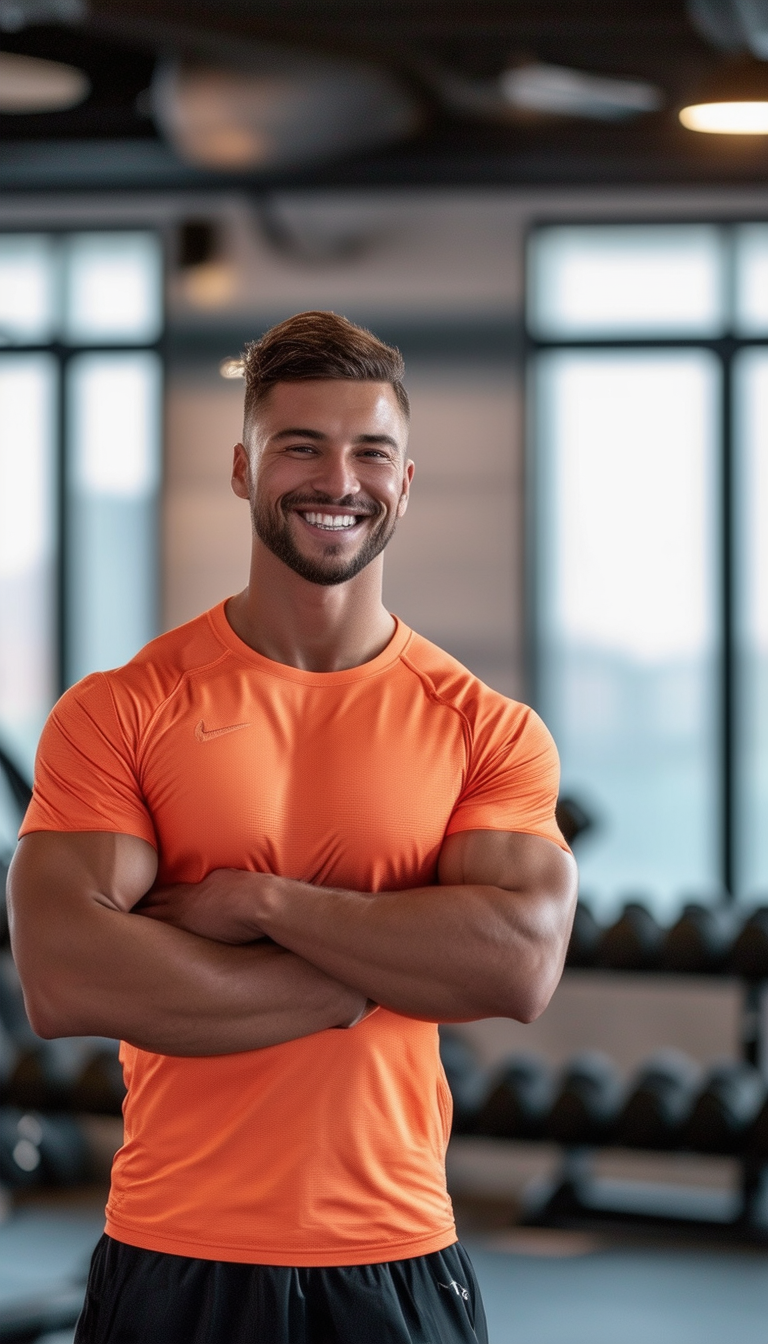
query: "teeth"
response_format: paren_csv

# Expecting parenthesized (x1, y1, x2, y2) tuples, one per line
(302, 512, 358, 530)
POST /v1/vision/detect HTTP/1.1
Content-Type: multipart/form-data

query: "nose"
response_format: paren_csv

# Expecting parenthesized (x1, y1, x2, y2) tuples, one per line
(310, 448, 362, 501)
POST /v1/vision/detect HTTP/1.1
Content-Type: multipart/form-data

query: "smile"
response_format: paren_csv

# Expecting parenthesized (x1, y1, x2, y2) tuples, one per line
(297, 511, 366, 532)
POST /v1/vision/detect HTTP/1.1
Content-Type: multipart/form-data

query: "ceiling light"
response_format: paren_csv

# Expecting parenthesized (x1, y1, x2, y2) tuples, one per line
(0, 50, 89, 112)
(181, 263, 236, 310)
(680, 99, 768, 132)
(219, 357, 244, 380)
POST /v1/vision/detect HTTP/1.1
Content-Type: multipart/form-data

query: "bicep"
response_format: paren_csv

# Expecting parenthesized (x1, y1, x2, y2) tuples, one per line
(8, 830, 158, 926)
(437, 828, 577, 903)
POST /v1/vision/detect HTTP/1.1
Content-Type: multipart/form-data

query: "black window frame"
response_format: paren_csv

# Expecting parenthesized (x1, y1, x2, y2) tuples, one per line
(0, 225, 165, 701)
(525, 216, 768, 902)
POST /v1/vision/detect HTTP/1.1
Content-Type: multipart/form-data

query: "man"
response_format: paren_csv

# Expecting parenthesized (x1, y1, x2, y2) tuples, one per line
(9, 311, 577, 1344)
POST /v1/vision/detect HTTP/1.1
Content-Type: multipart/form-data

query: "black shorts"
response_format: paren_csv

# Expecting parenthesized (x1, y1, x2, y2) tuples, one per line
(74, 1234, 488, 1344)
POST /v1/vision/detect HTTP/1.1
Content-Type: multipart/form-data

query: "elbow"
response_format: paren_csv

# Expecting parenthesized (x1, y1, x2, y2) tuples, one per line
(23, 992, 77, 1041)
(494, 954, 565, 1025)
(17, 972, 91, 1041)
(511, 984, 555, 1025)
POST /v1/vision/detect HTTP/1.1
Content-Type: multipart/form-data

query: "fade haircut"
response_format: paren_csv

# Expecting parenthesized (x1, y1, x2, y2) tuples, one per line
(241, 310, 410, 437)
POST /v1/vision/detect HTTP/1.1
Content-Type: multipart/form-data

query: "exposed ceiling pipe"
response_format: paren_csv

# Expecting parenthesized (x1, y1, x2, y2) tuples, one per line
(150, 47, 420, 172)
(688, 0, 768, 58)
(431, 61, 663, 124)
(0, 0, 84, 31)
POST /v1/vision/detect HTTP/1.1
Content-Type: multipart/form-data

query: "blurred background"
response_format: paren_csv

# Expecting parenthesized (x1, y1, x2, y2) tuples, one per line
(4, 2, 768, 1341)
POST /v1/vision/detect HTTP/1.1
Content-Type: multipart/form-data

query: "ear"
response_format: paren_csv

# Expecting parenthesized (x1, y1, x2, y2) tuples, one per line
(397, 458, 415, 518)
(231, 443, 250, 500)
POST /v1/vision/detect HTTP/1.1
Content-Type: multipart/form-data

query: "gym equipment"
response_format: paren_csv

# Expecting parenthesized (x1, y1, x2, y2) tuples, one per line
(438, 1028, 488, 1135)
(597, 902, 664, 971)
(0, 859, 8, 950)
(661, 904, 736, 974)
(565, 901, 601, 968)
(545, 1052, 624, 1146)
(0, 1108, 90, 1189)
(4, 1039, 125, 1115)
(615, 1051, 701, 1149)
(747, 1093, 768, 1158)
(474, 1053, 555, 1140)
(684, 1061, 766, 1154)
(69, 1045, 126, 1115)
(727, 907, 768, 980)
(0, 1286, 86, 1343)
(554, 796, 593, 848)
(0, 951, 35, 1045)
(0, 1020, 17, 1096)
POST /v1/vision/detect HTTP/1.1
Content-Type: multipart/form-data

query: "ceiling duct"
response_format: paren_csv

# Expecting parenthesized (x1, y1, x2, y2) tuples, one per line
(0, 50, 89, 111)
(433, 61, 662, 123)
(689, 0, 768, 58)
(0, 0, 84, 31)
(150, 48, 419, 172)
(500, 64, 662, 119)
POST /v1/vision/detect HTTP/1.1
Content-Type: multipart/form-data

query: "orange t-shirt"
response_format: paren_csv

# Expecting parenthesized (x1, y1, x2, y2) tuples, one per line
(21, 602, 566, 1266)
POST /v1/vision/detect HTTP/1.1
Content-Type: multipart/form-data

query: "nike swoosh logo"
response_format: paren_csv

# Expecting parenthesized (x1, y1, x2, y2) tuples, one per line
(195, 720, 250, 742)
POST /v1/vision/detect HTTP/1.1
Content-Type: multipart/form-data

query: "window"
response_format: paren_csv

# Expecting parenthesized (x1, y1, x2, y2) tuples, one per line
(0, 230, 163, 852)
(529, 222, 768, 917)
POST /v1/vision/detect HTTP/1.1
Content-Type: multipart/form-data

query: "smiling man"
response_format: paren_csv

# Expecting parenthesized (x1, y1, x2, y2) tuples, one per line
(9, 311, 577, 1344)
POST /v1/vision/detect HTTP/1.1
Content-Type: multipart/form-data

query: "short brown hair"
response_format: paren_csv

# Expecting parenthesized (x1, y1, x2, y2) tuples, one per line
(241, 310, 410, 432)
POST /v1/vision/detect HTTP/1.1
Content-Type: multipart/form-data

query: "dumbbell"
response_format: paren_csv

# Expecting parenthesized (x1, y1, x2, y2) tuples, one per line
(727, 907, 768, 980)
(683, 1061, 766, 1154)
(0, 858, 9, 949)
(554, 797, 593, 848)
(545, 1052, 624, 1146)
(661, 904, 736, 974)
(565, 902, 601, 969)
(5, 1038, 125, 1115)
(0, 948, 35, 1044)
(615, 1051, 701, 1149)
(474, 1053, 555, 1140)
(746, 1093, 768, 1159)
(597, 902, 663, 971)
(438, 1028, 488, 1135)
(0, 1017, 17, 1097)
(0, 1107, 90, 1188)
(69, 1045, 126, 1115)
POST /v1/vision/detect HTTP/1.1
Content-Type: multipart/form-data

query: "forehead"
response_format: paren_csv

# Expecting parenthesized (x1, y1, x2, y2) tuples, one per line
(250, 379, 407, 444)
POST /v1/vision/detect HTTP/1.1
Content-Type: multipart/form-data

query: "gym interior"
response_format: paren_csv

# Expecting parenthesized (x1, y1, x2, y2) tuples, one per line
(2, 3, 768, 1341)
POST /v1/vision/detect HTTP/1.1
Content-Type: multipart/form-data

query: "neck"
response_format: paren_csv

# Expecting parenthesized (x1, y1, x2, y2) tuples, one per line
(225, 538, 396, 672)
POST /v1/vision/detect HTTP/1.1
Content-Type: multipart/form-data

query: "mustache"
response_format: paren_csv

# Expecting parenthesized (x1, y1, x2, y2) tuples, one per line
(279, 490, 380, 516)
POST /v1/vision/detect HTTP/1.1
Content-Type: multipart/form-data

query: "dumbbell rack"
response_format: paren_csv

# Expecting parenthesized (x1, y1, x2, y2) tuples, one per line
(524, 970, 768, 1241)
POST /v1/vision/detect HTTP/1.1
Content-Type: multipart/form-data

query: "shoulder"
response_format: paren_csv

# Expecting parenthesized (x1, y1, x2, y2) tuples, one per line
(399, 629, 551, 755)
(52, 605, 231, 743)
(401, 633, 566, 848)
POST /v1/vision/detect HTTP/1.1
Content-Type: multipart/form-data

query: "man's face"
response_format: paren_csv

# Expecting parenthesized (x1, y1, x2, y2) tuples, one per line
(232, 379, 413, 587)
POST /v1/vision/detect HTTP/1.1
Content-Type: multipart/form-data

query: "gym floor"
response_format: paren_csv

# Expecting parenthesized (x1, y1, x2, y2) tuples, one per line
(1, 1197, 767, 1344)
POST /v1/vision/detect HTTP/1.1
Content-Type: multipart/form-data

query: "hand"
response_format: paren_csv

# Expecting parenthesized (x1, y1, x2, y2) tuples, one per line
(136, 869, 272, 944)
(137, 870, 377, 1029)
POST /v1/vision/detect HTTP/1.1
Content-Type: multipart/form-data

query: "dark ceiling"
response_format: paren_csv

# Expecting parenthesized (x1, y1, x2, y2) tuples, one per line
(4, 0, 768, 191)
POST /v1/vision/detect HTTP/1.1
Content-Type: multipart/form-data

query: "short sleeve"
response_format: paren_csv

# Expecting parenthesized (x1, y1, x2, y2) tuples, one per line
(19, 673, 157, 848)
(446, 705, 569, 852)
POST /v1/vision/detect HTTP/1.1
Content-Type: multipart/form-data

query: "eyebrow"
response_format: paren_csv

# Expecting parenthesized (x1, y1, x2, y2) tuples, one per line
(271, 428, 400, 449)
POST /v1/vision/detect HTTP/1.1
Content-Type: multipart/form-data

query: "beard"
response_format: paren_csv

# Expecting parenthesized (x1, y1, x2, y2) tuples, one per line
(251, 489, 399, 586)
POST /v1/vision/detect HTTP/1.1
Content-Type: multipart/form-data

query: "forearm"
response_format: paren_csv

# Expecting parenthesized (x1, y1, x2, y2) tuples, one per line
(11, 884, 363, 1056)
(256, 877, 569, 1022)
(132, 833, 576, 1025)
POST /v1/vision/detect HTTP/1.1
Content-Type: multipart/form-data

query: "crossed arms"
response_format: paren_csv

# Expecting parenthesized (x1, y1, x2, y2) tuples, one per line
(8, 828, 577, 1057)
